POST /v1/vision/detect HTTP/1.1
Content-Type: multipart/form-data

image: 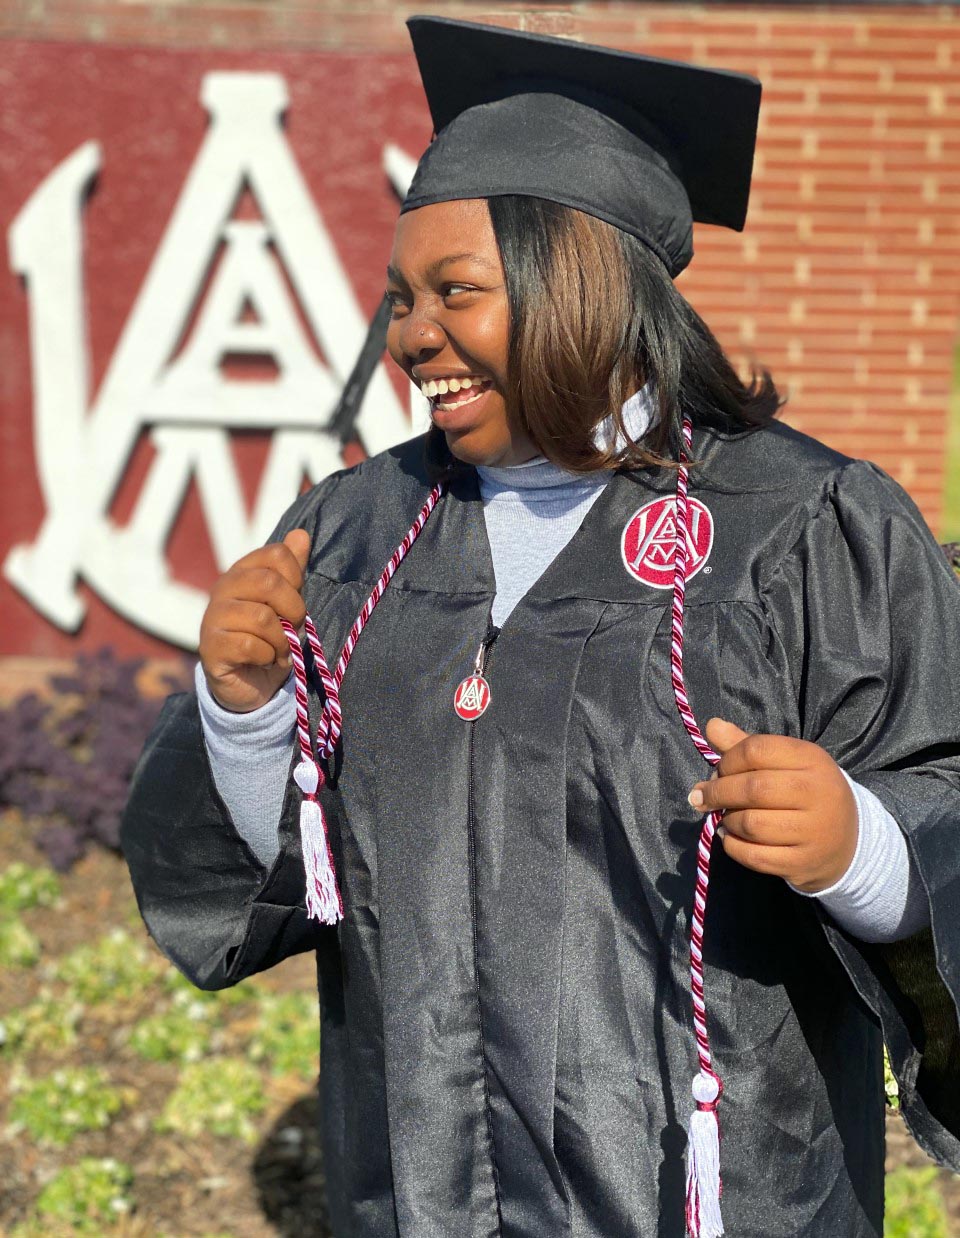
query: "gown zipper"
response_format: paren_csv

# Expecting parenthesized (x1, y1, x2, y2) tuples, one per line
(466, 620, 503, 1229)
(476, 624, 501, 678)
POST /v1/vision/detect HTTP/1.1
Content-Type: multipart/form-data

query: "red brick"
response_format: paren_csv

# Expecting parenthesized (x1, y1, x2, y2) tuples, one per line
(0, 0, 954, 542)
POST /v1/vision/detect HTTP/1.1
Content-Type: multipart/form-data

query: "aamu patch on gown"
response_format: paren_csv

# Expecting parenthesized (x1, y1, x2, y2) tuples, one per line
(621, 496, 715, 588)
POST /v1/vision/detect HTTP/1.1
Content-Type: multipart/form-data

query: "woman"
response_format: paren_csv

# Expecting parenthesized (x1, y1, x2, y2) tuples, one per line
(121, 17, 960, 1238)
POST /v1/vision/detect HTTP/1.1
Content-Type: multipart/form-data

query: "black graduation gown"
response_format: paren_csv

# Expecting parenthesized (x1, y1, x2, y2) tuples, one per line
(121, 418, 960, 1238)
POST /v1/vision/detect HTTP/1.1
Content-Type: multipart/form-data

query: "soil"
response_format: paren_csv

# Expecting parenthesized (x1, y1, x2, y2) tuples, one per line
(0, 814, 331, 1238)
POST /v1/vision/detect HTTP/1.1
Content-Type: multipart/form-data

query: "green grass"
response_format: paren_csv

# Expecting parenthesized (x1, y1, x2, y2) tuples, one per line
(941, 343, 960, 543)
(247, 990, 320, 1080)
(12, 1158, 135, 1235)
(154, 1058, 266, 1143)
(129, 1001, 220, 1064)
(54, 928, 163, 1005)
(1, 990, 82, 1057)
(884, 1166, 951, 1237)
(0, 863, 61, 913)
(0, 916, 40, 968)
(7, 1067, 132, 1147)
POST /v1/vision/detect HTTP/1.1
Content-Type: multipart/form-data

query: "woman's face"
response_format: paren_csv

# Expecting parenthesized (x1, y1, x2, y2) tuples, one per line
(386, 198, 539, 468)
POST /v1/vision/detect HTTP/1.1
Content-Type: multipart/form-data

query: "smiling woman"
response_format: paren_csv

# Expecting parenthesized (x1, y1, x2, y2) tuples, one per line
(122, 15, 960, 1238)
(385, 195, 781, 476)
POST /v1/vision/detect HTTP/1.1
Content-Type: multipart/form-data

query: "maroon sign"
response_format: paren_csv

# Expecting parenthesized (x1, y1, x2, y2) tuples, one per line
(0, 41, 431, 657)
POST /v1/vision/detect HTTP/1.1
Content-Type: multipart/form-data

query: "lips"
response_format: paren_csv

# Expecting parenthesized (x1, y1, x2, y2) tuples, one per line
(427, 381, 494, 431)
(433, 384, 492, 411)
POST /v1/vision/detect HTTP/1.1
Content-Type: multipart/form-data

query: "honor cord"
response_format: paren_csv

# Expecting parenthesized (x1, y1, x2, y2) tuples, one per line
(671, 416, 726, 1238)
(281, 481, 446, 924)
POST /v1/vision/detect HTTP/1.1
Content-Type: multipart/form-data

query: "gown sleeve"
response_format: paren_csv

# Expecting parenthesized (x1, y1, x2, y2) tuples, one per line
(761, 456, 960, 1168)
(119, 483, 332, 991)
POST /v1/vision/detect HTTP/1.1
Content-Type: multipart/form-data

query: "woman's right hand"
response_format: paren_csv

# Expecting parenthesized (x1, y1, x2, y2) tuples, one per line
(199, 528, 311, 713)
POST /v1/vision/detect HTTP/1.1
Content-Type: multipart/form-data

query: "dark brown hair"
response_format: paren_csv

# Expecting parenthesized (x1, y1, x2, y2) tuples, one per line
(426, 195, 783, 478)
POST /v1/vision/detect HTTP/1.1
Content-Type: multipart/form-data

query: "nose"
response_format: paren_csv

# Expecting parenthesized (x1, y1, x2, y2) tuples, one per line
(397, 303, 446, 363)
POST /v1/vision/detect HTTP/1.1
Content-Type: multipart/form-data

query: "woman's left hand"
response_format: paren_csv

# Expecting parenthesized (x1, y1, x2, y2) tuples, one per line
(687, 718, 859, 894)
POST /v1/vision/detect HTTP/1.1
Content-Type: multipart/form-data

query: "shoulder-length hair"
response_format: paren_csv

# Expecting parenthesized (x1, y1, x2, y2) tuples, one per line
(425, 195, 783, 478)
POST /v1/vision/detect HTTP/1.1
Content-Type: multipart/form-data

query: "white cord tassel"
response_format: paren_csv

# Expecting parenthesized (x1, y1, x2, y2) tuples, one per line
(685, 1071, 723, 1237)
(293, 760, 342, 925)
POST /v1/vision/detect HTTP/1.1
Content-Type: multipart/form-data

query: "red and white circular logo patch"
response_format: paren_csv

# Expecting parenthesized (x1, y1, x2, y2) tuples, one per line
(621, 496, 714, 589)
(453, 674, 491, 720)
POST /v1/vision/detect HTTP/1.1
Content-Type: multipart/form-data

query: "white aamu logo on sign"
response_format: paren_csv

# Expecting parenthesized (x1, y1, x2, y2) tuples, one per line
(5, 74, 424, 649)
(621, 496, 714, 588)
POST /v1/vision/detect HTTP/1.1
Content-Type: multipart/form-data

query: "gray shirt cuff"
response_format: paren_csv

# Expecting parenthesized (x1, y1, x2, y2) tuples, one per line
(793, 768, 929, 943)
(194, 662, 297, 866)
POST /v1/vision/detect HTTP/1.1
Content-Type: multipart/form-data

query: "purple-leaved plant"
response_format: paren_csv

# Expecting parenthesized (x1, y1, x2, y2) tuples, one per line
(0, 648, 193, 870)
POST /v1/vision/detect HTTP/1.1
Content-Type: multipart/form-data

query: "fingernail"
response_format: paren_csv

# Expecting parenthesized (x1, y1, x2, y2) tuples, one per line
(688, 788, 704, 808)
(717, 826, 726, 840)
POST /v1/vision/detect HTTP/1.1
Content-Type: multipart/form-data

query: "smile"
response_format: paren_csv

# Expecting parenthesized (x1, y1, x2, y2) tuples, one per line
(419, 376, 493, 409)
(434, 388, 488, 412)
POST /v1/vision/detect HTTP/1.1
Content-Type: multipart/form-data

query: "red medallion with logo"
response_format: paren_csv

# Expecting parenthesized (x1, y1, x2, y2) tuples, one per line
(454, 674, 492, 721)
(621, 497, 714, 589)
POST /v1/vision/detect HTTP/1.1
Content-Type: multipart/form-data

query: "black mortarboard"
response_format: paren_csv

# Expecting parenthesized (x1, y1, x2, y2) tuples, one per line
(401, 16, 762, 277)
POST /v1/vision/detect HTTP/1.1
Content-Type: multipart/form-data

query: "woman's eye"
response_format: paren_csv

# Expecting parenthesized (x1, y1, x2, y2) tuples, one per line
(443, 283, 475, 299)
(385, 290, 409, 314)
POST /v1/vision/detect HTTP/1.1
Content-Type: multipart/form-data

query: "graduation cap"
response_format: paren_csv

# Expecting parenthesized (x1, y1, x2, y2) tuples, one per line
(401, 16, 762, 277)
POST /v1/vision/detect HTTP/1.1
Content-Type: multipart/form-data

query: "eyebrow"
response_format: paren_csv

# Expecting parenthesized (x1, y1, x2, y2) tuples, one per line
(386, 252, 498, 285)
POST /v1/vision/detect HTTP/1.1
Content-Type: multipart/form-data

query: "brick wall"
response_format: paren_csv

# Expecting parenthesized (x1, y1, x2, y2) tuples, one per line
(2, 0, 959, 529)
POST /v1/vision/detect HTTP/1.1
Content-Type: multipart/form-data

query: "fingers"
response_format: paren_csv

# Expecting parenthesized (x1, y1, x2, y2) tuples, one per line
(215, 566, 307, 630)
(198, 535, 313, 711)
(703, 723, 818, 779)
(703, 717, 749, 755)
(717, 831, 802, 877)
(212, 600, 299, 664)
(208, 629, 287, 673)
(223, 537, 309, 596)
(690, 768, 810, 815)
(715, 807, 808, 846)
(283, 528, 311, 576)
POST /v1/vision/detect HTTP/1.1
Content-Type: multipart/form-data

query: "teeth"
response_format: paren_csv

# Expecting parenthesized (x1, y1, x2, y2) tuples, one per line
(436, 390, 485, 411)
(419, 376, 486, 398)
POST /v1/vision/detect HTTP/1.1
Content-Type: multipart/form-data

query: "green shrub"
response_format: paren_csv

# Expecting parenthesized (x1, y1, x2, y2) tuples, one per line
(155, 1058, 266, 1143)
(26, 1157, 134, 1233)
(0, 862, 60, 912)
(884, 1167, 950, 1238)
(0, 990, 82, 1056)
(247, 991, 319, 1080)
(54, 928, 160, 1004)
(129, 1001, 219, 1064)
(7, 1066, 131, 1147)
(0, 916, 40, 968)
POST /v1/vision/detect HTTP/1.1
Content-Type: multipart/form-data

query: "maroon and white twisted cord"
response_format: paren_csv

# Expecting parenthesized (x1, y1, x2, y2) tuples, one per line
(672, 415, 725, 1237)
(280, 482, 445, 924)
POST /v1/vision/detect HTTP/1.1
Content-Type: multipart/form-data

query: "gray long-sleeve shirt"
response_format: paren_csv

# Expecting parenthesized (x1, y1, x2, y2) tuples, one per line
(197, 389, 928, 944)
